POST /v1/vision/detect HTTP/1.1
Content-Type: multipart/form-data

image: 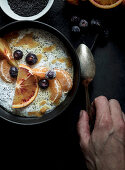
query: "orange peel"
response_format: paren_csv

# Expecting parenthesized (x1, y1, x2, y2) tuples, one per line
(89, 0, 123, 9)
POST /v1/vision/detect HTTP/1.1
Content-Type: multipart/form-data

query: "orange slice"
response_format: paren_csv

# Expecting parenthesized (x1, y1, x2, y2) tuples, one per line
(32, 67, 49, 79)
(66, 0, 79, 5)
(49, 78, 62, 104)
(55, 69, 73, 93)
(89, 0, 123, 9)
(0, 59, 15, 83)
(94, 0, 118, 5)
(32, 67, 73, 93)
(12, 64, 38, 108)
(0, 38, 17, 67)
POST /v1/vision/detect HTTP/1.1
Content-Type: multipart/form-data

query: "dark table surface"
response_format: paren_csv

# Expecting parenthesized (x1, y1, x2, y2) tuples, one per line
(0, 0, 125, 169)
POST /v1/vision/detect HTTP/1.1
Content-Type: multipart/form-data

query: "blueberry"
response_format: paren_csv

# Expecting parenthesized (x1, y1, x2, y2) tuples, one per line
(25, 53, 38, 65)
(45, 70, 56, 80)
(103, 28, 110, 39)
(90, 19, 103, 32)
(9, 67, 18, 78)
(38, 79, 49, 89)
(72, 26, 80, 34)
(79, 19, 88, 30)
(13, 50, 23, 60)
(99, 28, 110, 45)
(71, 16, 80, 25)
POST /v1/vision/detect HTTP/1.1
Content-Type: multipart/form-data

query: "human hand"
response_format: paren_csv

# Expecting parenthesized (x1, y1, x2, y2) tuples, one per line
(77, 96, 125, 170)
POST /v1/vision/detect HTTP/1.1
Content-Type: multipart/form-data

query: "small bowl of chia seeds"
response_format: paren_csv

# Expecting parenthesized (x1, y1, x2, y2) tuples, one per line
(0, 0, 54, 20)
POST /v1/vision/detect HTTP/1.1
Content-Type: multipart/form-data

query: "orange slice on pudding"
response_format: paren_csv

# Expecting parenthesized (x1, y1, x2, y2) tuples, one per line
(55, 69, 73, 93)
(0, 38, 17, 67)
(49, 78, 62, 104)
(32, 67, 73, 93)
(32, 67, 72, 103)
(0, 59, 15, 83)
(32, 67, 49, 79)
(12, 64, 38, 108)
(32, 67, 62, 104)
(89, 0, 123, 9)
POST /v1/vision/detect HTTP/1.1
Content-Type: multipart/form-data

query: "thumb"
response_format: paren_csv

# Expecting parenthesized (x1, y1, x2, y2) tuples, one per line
(77, 110, 90, 150)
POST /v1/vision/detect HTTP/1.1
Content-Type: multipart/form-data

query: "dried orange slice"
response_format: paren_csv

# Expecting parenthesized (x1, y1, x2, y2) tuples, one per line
(0, 38, 17, 67)
(12, 64, 38, 108)
(89, 0, 123, 9)
(49, 78, 62, 104)
(32, 67, 49, 79)
(0, 59, 15, 83)
(55, 69, 73, 93)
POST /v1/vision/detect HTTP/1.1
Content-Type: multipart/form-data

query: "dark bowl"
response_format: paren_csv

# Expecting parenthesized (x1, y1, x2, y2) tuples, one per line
(0, 21, 80, 125)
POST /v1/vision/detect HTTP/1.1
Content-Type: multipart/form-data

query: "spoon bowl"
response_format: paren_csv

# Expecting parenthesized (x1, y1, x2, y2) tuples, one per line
(76, 44, 95, 82)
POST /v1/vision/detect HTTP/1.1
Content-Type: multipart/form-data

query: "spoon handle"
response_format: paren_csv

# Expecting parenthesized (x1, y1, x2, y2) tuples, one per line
(85, 86, 91, 116)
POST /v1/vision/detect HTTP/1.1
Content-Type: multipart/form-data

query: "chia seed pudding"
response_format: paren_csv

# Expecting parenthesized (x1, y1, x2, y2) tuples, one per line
(0, 28, 73, 117)
(8, 0, 49, 17)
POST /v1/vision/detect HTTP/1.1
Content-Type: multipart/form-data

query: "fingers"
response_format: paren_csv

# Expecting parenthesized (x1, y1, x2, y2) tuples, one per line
(77, 110, 90, 150)
(77, 96, 125, 151)
(93, 96, 112, 128)
(91, 101, 96, 117)
(109, 99, 125, 130)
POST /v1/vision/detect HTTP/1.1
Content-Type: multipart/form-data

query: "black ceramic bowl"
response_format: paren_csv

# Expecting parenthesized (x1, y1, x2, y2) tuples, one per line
(0, 21, 80, 125)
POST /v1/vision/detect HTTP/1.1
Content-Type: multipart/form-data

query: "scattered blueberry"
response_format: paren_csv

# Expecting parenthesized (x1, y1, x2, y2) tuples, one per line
(13, 50, 23, 60)
(9, 67, 18, 78)
(25, 53, 38, 65)
(90, 19, 103, 32)
(103, 28, 110, 39)
(98, 28, 110, 46)
(71, 16, 80, 25)
(79, 19, 88, 30)
(38, 79, 49, 89)
(70, 16, 109, 45)
(45, 70, 56, 80)
(72, 26, 80, 34)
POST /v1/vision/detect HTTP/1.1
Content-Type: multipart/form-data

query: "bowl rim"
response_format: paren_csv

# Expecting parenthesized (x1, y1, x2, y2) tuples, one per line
(0, 0, 54, 20)
(89, 0, 123, 9)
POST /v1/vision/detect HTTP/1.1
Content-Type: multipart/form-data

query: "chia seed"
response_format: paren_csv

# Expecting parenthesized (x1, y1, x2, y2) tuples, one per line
(8, 0, 49, 17)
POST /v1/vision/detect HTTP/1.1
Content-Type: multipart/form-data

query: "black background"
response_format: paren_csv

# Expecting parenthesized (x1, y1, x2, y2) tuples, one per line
(0, 0, 125, 169)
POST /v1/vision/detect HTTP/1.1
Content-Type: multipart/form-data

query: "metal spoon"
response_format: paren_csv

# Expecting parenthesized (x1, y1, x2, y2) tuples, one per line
(76, 44, 95, 126)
